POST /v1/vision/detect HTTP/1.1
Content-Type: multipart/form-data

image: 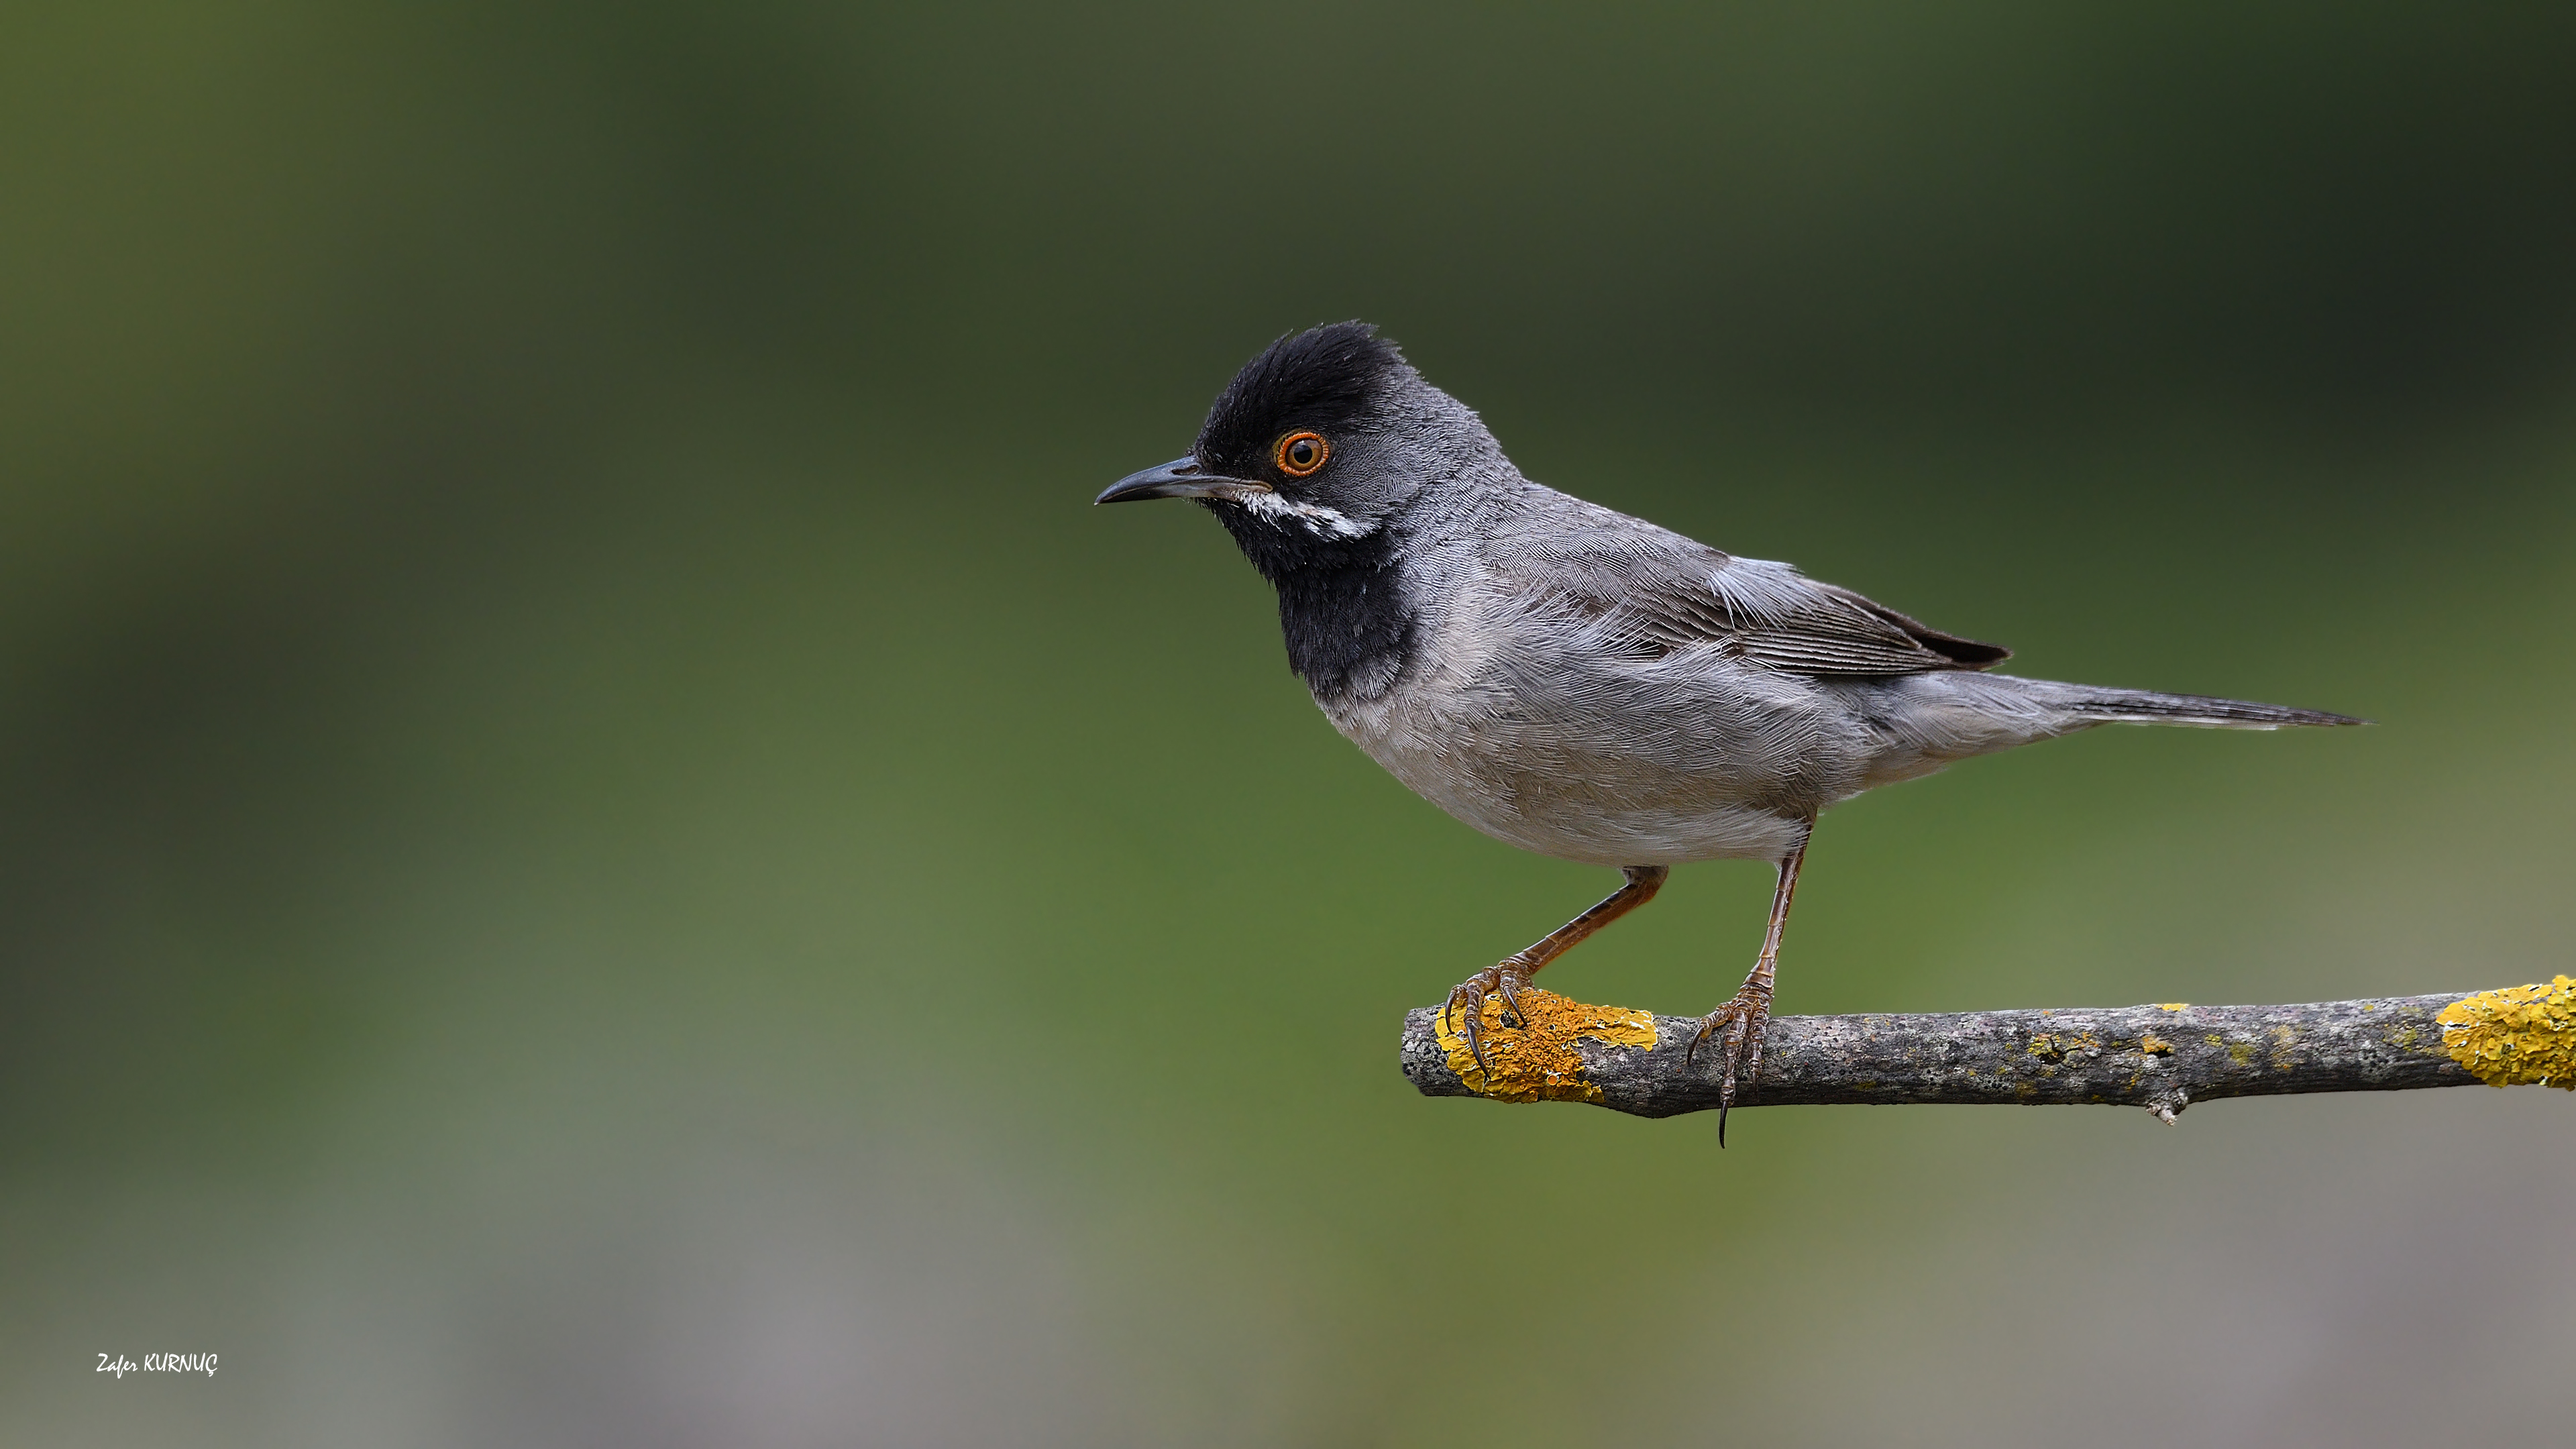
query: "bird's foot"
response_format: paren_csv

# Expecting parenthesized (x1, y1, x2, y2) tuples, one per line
(1688, 981, 1774, 1144)
(1442, 961, 1539, 1076)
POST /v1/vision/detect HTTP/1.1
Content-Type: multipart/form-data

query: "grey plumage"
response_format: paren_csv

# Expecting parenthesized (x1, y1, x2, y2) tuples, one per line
(1324, 480, 2344, 868)
(1099, 321, 2359, 1126)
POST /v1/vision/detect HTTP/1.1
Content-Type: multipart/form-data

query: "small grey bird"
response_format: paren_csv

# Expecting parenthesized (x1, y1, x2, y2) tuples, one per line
(1098, 322, 2358, 1134)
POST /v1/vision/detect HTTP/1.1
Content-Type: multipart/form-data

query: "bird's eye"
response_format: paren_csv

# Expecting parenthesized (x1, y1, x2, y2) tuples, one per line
(1274, 431, 1330, 478)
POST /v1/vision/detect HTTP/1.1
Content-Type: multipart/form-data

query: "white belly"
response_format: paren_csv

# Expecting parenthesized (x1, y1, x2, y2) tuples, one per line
(1319, 680, 1815, 867)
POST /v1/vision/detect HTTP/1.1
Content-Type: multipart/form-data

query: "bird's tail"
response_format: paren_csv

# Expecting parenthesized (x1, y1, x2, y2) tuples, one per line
(2028, 681, 2365, 731)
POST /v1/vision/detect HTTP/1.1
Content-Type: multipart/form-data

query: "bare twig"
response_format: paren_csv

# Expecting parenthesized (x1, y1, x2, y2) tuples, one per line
(1399, 977, 2576, 1120)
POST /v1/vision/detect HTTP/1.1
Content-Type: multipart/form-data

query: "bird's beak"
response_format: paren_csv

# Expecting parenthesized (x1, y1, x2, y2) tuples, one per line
(1095, 457, 1271, 505)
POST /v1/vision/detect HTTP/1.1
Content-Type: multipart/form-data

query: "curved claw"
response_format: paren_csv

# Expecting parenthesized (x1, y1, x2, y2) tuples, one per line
(1688, 989, 1775, 1146)
(1442, 981, 1493, 1075)
(1442, 963, 1536, 1079)
(1493, 967, 1533, 1032)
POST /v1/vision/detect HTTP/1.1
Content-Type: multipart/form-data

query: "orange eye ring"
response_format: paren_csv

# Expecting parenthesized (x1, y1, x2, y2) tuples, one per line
(1274, 431, 1330, 478)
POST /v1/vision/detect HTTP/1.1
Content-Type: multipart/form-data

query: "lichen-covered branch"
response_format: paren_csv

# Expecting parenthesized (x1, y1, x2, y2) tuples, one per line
(1398, 977, 2576, 1120)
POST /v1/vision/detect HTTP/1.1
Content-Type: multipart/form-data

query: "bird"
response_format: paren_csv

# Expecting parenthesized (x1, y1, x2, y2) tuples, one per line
(1096, 321, 2359, 1138)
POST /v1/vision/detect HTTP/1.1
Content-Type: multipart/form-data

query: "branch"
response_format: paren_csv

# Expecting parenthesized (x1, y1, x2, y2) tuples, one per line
(1399, 977, 2576, 1121)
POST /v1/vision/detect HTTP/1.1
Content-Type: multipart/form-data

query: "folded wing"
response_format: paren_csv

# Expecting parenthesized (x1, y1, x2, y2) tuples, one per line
(1498, 511, 2008, 676)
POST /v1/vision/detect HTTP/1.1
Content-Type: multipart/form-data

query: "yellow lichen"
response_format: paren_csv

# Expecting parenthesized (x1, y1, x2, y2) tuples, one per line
(2435, 977, 2576, 1089)
(2155, 1002, 2189, 1012)
(2139, 1032, 2171, 1056)
(2269, 1024, 2298, 1071)
(1433, 986, 1658, 1104)
(2029, 1030, 2102, 1063)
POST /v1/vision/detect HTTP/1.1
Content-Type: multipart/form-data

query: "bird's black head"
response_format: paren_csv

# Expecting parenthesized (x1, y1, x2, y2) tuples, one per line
(1192, 320, 1406, 492)
(1095, 322, 1453, 572)
(1096, 323, 1500, 699)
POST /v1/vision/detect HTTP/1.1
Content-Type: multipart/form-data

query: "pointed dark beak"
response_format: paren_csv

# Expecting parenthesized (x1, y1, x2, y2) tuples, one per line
(1095, 457, 1271, 505)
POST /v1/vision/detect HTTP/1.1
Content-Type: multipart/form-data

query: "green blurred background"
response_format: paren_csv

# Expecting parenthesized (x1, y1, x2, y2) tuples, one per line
(6, 3, 2573, 1444)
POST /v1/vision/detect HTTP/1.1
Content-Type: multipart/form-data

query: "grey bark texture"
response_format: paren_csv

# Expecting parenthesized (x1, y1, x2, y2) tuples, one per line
(1400, 992, 2489, 1121)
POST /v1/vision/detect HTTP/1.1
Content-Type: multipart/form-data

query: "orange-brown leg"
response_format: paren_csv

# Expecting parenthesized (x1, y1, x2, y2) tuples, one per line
(1444, 865, 1669, 1073)
(1688, 841, 1807, 1144)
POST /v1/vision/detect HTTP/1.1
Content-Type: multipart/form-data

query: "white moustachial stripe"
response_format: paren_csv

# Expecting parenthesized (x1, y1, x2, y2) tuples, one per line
(1238, 488, 1368, 539)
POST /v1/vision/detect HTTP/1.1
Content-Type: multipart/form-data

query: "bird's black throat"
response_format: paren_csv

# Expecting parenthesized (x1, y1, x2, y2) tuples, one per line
(1205, 502, 1415, 702)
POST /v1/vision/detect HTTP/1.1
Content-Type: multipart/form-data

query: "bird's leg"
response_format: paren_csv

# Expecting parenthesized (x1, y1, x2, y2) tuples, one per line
(1689, 841, 1807, 1144)
(1446, 865, 1668, 1075)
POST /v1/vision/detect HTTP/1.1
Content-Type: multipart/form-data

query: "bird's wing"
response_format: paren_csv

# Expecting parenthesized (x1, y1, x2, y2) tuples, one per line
(1497, 511, 2009, 676)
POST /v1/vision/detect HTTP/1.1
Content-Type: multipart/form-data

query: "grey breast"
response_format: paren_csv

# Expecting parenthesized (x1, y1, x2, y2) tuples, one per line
(1322, 486, 1872, 867)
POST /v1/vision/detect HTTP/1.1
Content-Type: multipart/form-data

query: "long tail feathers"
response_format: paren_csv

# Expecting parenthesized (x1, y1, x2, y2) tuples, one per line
(2056, 688, 2365, 731)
